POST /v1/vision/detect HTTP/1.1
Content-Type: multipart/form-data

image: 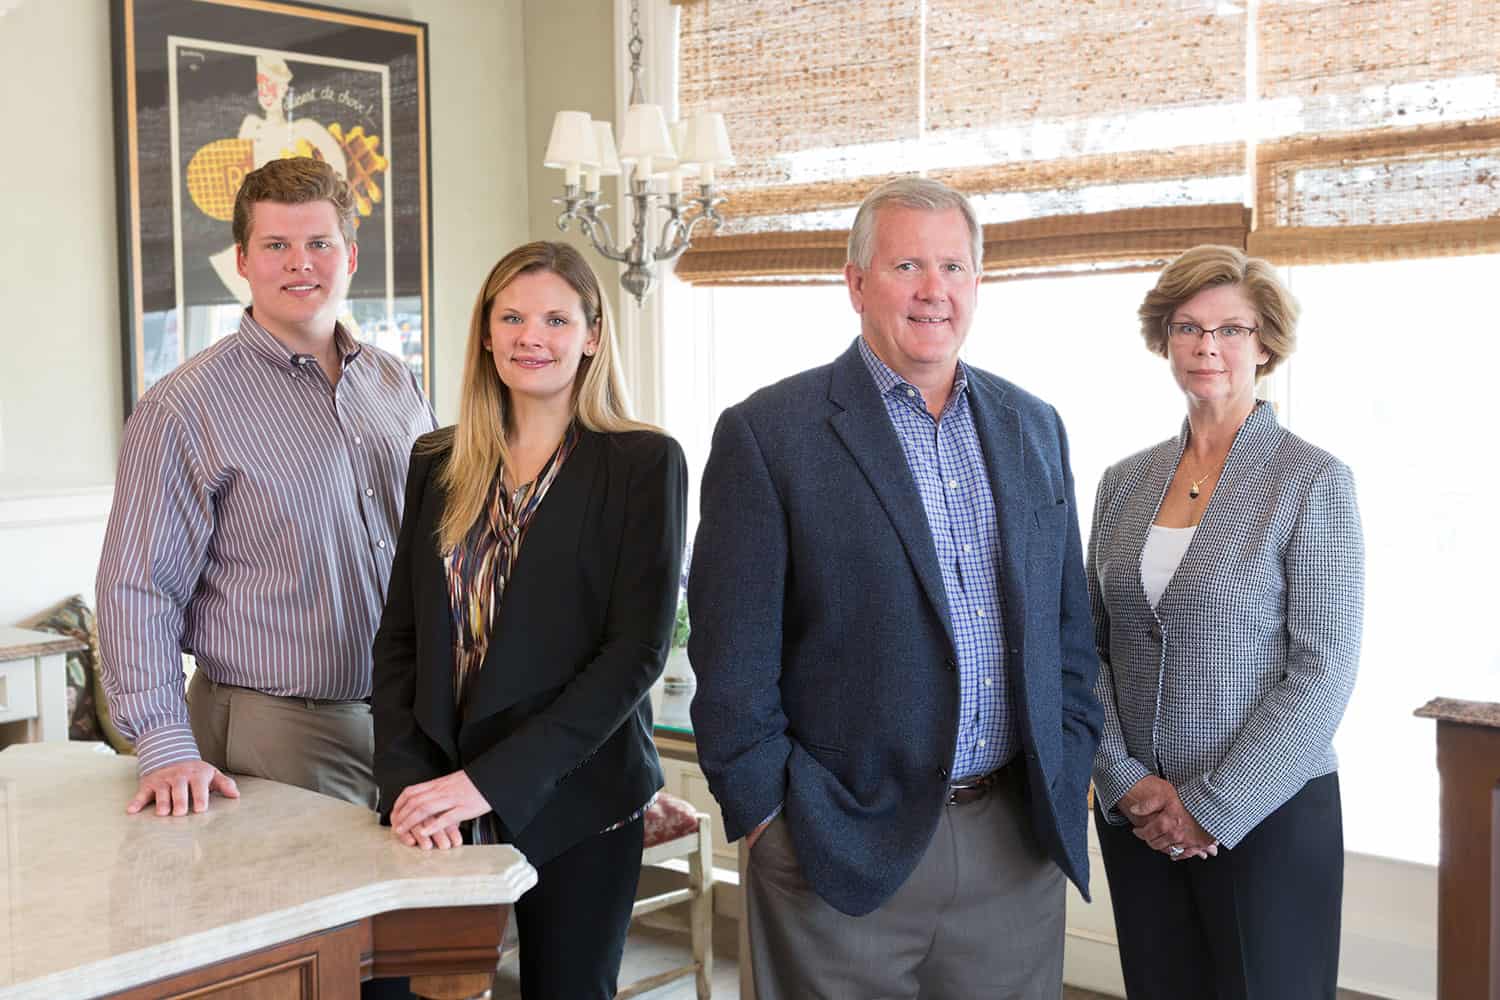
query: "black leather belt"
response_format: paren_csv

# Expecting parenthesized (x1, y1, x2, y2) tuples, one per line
(947, 758, 1021, 806)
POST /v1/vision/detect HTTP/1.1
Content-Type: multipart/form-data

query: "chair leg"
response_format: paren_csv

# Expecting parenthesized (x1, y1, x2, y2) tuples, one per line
(690, 820, 714, 999)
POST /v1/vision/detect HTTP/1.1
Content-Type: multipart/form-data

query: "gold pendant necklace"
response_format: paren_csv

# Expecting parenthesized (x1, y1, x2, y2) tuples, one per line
(1187, 454, 1229, 500)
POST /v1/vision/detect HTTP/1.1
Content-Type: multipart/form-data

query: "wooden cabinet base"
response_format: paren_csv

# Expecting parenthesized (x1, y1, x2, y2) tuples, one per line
(1417, 698, 1500, 1000)
(102, 905, 510, 1000)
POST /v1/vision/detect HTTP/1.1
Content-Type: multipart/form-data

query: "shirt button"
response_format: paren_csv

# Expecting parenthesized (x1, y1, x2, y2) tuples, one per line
(376, 539, 386, 549)
(977, 739, 987, 748)
(946, 478, 958, 489)
(905, 388, 915, 398)
(353, 436, 363, 446)
(975, 608, 986, 618)
(963, 543, 972, 553)
(984, 677, 993, 687)
(364, 487, 374, 497)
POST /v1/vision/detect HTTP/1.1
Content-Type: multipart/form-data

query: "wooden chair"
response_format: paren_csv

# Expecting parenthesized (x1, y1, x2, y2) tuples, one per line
(618, 792, 714, 999)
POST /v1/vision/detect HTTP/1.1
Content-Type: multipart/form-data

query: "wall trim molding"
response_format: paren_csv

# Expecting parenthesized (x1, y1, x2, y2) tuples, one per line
(0, 486, 113, 530)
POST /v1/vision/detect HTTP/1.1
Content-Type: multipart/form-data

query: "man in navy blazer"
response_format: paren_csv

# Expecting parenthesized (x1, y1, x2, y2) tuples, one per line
(689, 178, 1102, 997)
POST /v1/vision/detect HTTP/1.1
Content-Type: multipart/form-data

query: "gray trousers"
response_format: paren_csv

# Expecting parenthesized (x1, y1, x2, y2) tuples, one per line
(746, 774, 1065, 999)
(187, 671, 378, 810)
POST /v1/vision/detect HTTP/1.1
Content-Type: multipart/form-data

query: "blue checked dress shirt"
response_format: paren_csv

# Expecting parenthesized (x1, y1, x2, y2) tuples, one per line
(858, 339, 1016, 779)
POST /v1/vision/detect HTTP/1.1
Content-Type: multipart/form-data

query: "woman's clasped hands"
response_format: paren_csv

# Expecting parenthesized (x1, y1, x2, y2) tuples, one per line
(1119, 775, 1219, 861)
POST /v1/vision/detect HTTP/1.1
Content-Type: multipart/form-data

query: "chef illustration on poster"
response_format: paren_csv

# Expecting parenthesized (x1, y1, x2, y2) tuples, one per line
(201, 54, 351, 303)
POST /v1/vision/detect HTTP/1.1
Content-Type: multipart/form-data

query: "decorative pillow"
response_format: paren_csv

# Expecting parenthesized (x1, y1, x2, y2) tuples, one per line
(20, 595, 135, 753)
(643, 791, 701, 848)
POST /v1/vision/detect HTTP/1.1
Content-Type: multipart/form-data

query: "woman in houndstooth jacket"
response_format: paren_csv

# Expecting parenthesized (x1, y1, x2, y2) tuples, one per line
(1088, 246, 1364, 999)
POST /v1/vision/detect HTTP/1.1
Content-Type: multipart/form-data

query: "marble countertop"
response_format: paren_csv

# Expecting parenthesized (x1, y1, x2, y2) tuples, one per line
(1415, 697, 1500, 729)
(0, 743, 537, 999)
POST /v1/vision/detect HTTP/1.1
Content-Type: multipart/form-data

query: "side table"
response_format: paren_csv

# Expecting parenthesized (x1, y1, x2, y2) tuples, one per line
(0, 626, 83, 744)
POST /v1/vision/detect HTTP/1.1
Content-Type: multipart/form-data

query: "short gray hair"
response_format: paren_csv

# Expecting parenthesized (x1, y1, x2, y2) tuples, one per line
(846, 177, 984, 272)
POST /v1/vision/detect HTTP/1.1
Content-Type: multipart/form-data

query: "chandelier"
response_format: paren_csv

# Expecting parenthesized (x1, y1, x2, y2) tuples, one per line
(542, 0, 734, 304)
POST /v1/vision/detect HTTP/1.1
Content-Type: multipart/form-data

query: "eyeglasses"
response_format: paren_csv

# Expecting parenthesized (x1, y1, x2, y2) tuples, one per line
(1166, 322, 1258, 342)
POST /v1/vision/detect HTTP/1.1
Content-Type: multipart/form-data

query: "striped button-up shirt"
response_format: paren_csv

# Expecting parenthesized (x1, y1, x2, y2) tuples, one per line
(858, 338, 1015, 779)
(97, 311, 437, 775)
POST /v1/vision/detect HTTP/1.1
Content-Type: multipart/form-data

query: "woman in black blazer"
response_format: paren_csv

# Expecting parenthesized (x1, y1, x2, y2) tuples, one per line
(372, 241, 686, 999)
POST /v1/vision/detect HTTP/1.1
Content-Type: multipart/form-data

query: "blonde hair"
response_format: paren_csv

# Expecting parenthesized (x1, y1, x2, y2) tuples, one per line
(432, 241, 655, 552)
(1138, 245, 1298, 378)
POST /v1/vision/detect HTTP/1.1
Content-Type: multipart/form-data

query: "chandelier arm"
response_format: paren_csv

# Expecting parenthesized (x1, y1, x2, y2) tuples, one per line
(581, 207, 623, 257)
(581, 219, 632, 264)
(681, 201, 726, 242)
(658, 211, 690, 258)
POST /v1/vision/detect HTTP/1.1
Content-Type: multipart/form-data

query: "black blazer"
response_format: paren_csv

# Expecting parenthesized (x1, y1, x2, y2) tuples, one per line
(372, 426, 687, 866)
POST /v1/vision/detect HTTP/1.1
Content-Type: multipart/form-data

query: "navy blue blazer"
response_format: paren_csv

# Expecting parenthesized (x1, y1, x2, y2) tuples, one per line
(688, 339, 1102, 917)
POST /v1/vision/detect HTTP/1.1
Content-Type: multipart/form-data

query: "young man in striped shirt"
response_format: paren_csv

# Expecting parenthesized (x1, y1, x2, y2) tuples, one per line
(98, 157, 436, 818)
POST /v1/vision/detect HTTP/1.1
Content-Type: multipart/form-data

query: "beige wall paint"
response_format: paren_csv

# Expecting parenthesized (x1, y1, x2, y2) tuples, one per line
(523, 0, 620, 323)
(0, 0, 530, 495)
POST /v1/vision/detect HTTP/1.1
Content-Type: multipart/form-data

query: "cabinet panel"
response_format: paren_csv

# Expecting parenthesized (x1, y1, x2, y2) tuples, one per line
(108, 922, 364, 1000)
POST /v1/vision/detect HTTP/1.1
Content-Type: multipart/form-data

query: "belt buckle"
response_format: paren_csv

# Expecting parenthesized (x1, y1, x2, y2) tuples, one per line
(946, 772, 993, 806)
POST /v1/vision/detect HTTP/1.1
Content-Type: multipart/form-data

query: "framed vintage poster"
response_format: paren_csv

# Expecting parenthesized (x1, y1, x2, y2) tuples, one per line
(111, 0, 432, 413)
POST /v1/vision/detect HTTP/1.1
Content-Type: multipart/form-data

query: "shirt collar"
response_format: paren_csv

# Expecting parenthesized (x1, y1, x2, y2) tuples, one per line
(856, 336, 969, 408)
(237, 309, 363, 371)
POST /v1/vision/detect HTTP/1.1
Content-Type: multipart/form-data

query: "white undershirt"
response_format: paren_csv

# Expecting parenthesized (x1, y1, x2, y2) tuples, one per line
(1141, 524, 1197, 608)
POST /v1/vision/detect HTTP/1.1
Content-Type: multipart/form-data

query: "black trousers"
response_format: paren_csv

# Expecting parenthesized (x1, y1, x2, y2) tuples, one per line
(1095, 772, 1344, 1000)
(514, 815, 645, 999)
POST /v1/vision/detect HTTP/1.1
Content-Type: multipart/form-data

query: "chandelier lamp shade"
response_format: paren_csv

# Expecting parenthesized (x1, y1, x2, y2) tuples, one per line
(542, 1, 733, 304)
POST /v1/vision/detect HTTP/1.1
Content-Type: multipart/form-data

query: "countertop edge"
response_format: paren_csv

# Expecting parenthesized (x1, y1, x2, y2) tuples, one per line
(3, 867, 538, 1000)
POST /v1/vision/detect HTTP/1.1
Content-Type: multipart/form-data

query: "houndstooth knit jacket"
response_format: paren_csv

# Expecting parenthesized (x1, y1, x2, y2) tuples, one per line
(1088, 400, 1364, 848)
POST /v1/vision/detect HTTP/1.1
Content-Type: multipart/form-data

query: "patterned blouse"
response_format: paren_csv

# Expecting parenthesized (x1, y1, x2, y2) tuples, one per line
(443, 423, 651, 842)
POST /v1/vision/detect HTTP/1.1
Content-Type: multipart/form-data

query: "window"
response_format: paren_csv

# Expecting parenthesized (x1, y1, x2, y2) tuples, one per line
(656, 0, 1499, 871)
(662, 253, 1496, 866)
(1282, 253, 1499, 864)
(661, 279, 854, 529)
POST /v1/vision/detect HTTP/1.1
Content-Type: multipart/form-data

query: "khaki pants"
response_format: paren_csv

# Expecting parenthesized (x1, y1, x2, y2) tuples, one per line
(746, 770, 1065, 1000)
(187, 671, 378, 810)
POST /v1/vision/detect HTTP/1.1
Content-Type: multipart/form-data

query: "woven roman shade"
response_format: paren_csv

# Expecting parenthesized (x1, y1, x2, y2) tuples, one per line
(1248, 0, 1500, 262)
(677, 0, 1247, 281)
(675, 0, 1498, 282)
(676, 0, 922, 237)
(675, 204, 1251, 284)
